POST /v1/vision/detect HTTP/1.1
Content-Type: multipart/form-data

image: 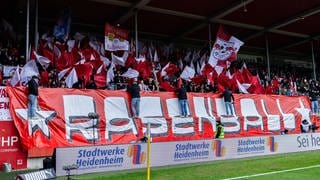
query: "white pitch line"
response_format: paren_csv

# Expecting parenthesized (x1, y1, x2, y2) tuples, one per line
(222, 164, 320, 180)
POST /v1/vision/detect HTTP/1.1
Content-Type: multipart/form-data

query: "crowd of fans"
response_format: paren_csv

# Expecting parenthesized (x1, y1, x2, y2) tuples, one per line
(0, 32, 319, 103)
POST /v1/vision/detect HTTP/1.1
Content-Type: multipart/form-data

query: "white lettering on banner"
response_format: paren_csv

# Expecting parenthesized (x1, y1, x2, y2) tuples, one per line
(260, 99, 280, 131)
(215, 98, 241, 133)
(1, 136, 18, 147)
(13, 90, 310, 143)
(240, 99, 264, 130)
(140, 97, 168, 136)
(166, 98, 194, 135)
(104, 97, 138, 141)
(0, 87, 12, 121)
(193, 97, 216, 133)
(63, 95, 99, 142)
(276, 99, 295, 129)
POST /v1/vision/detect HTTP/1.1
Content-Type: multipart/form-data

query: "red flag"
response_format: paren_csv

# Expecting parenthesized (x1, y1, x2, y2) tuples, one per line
(165, 63, 180, 76)
(75, 63, 94, 85)
(241, 63, 253, 83)
(191, 75, 206, 85)
(135, 61, 152, 80)
(94, 71, 107, 88)
(247, 76, 265, 94)
(159, 81, 175, 92)
(125, 54, 137, 68)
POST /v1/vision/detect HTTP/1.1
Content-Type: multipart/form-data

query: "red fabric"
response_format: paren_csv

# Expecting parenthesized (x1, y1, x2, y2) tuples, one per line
(165, 64, 180, 76)
(125, 54, 137, 68)
(39, 70, 49, 87)
(135, 61, 152, 80)
(6, 86, 310, 150)
(265, 85, 273, 94)
(242, 68, 253, 84)
(42, 49, 54, 63)
(160, 81, 175, 92)
(233, 68, 244, 84)
(75, 63, 94, 84)
(191, 75, 206, 85)
(94, 71, 106, 88)
(247, 76, 265, 94)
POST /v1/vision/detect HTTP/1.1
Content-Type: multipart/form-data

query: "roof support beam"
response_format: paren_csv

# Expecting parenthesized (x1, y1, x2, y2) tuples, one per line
(169, 0, 255, 42)
(90, 0, 309, 40)
(244, 5, 320, 41)
(272, 34, 320, 52)
(114, 0, 151, 24)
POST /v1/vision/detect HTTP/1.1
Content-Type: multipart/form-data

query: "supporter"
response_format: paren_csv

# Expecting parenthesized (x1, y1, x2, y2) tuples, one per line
(300, 119, 312, 133)
(147, 78, 157, 91)
(86, 77, 97, 89)
(311, 122, 319, 133)
(215, 120, 224, 139)
(309, 82, 319, 115)
(139, 79, 150, 91)
(221, 87, 235, 116)
(127, 78, 141, 118)
(27, 75, 40, 120)
(175, 82, 188, 117)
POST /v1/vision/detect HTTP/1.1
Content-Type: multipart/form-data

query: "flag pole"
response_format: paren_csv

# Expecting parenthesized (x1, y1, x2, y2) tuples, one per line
(26, 0, 30, 63)
(265, 34, 271, 81)
(311, 41, 317, 81)
(135, 12, 139, 58)
(34, 0, 39, 51)
(208, 23, 212, 50)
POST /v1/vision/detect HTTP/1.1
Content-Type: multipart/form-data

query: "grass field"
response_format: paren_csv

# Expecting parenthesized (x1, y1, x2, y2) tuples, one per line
(2, 150, 320, 180)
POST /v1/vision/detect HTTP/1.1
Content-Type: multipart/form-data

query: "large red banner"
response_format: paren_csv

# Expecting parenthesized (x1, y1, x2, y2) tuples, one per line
(6, 87, 311, 150)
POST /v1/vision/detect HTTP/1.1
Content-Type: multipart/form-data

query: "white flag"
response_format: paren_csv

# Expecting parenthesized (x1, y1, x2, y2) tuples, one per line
(20, 60, 39, 84)
(100, 55, 111, 67)
(161, 62, 170, 77)
(111, 53, 127, 66)
(34, 52, 51, 69)
(121, 68, 139, 78)
(65, 68, 78, 88)
(154, 50, 159, 62)
(58, 67, 71, 80)
(10, 66, 21, 86)
(237, 80, 251, 94)
(107, 63, 115, 83)
(180, 66, 195, 80)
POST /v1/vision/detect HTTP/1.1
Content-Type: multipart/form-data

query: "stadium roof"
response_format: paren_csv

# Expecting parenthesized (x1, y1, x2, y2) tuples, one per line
(2, 0, 320, 60)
